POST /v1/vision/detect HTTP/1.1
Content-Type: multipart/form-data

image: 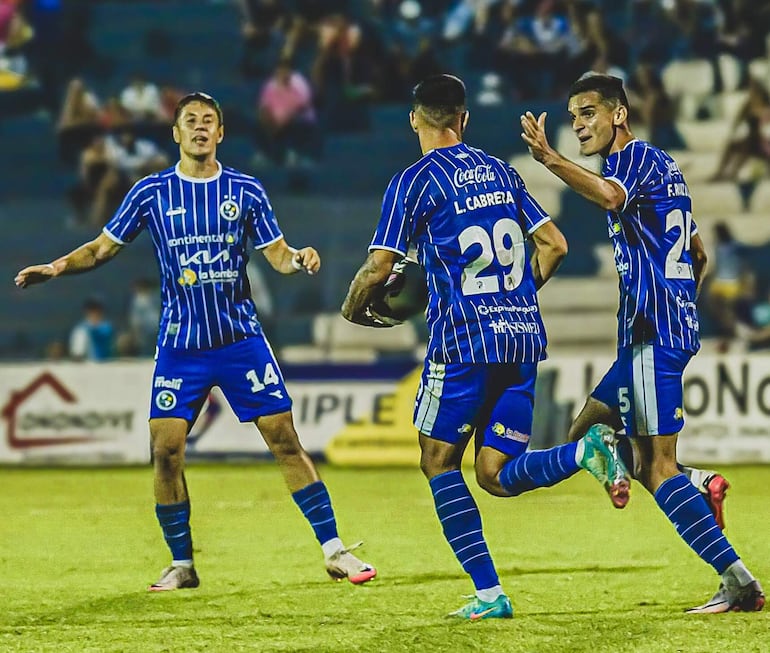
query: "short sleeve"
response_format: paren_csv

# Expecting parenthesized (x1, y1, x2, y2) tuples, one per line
(369, 170, 412, 256)
(103, 180, 152, 244)
(509, 166, 551, 235)
(603, 142, 656, 212)
(248, 185, 284, 249)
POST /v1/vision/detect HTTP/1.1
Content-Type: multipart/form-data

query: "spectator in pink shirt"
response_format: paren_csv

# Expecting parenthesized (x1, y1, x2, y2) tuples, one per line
(256, 58, 320, 166)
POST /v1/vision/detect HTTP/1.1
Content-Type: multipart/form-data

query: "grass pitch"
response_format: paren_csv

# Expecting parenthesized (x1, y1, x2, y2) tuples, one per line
(1, 464, 768, 653)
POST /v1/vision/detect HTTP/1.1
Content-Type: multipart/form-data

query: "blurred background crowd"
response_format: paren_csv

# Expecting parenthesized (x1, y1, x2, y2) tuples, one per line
(3, 0, 770, 363)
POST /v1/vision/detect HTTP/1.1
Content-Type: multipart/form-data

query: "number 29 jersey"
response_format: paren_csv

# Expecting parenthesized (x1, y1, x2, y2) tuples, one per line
(369, 142, 551, 364)
(603, 140, 700, 353)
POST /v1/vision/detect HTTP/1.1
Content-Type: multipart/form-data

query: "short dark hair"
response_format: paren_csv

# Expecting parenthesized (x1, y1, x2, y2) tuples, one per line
(412, 74, 466, 129)
(174, 92, 223, 125)
(569, 73, 629, 110)
(412, 74, 466, 111)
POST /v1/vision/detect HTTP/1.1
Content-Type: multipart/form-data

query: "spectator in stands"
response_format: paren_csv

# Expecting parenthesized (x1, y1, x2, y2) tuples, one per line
(69, 296, 114, 362)
(127, 277, 160, 357)
(709, 77, 770, 182)
(0, 0, 34, 89)
(628, 63, 685, 151)
(311, 12, 375, 131)
(732, 270, 770, 351)
(56, 77, 103, 164)
(71, 126, 168, 227)
(120, 73, 166, 124)
(235, 0, 288, 78)
(256, 57, 320, 166)
(497, 0, 576, 99)
(703, 222, 748, 347)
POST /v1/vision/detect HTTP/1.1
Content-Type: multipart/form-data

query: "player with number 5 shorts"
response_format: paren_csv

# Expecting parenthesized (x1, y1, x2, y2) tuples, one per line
(520, 72, 763, 614)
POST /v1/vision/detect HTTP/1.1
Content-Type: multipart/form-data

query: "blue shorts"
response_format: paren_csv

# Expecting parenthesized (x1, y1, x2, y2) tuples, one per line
(591, 344, 691, 436)
(413, 361, 537, 457)
(150, 335, 292, 423)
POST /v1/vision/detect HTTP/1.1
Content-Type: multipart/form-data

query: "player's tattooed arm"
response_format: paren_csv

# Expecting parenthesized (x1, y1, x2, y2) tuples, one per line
(14, 232, 122, 288)
(341, 249, 399, 326)
(690, 233, 708, 298)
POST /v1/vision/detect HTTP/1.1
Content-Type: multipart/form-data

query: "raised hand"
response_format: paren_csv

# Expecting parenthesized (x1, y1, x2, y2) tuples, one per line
(520, 111, 554, 164)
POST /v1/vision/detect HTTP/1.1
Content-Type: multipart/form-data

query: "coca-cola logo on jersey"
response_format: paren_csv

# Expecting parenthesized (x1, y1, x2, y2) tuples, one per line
(453, 165, 496, 188)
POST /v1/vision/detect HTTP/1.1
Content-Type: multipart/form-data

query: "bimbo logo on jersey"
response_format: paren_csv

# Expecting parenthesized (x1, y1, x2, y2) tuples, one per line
(453, 165, 496, 188)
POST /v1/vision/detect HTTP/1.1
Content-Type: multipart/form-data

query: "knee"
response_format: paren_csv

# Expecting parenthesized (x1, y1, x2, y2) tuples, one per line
(152, 435, 185, 473)
(475, 464, 508, 497)
(263, 419, 304, 460)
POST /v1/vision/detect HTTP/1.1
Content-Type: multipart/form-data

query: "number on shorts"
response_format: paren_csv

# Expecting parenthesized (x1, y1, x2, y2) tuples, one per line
(246, 364, 279, 393)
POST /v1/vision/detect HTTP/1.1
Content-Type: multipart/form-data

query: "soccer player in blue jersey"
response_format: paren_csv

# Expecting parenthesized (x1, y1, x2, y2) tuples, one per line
(15, 92, 376, 591)
(520, 73, 764, 614)
(342, 74, 629, 620)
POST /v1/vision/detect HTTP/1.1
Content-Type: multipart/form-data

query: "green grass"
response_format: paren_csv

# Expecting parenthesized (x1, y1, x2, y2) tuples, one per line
(1, 464, 768, 653)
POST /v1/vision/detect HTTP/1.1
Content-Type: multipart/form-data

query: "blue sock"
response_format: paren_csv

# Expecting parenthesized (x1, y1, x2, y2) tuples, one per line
(654, 473, 739, 574)
(429, 470, 499, 591)
(499, 442, 580, 496)
(155, 500, 193, 563)
(292, 481, 339, 545)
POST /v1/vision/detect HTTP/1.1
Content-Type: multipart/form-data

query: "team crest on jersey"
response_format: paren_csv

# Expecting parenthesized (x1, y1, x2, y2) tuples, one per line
(178, 268, 198, 286)
(674, 407, 683, 420)
(155, 390, 177, 411)
(219, 199, 240, 221)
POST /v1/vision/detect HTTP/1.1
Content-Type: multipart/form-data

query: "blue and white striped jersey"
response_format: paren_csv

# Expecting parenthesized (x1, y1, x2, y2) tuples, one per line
(103, 162, 283, 350)
(370, 142, 551, 364)
(603, 140, 700, 353)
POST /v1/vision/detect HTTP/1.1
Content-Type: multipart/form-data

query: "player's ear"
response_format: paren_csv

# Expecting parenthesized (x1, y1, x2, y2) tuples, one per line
(217, 124, 224, 143)
(409, 110, 418, 133)
(461, 111, 469, 133)
(614, 104, 628, 126)
(172, 124, 181, 144)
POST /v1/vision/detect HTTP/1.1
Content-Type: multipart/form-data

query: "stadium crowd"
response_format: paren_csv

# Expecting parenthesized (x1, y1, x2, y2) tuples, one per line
(3, 0, 770, 360)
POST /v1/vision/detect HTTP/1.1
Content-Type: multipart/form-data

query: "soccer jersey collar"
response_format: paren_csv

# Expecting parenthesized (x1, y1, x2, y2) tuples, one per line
(174, 161, 223, 183)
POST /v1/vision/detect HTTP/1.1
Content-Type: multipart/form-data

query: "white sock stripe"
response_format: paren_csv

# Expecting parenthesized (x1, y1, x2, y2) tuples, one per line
(665, 484, 691, 503)
(698, 535, 729, 557)
(309, 517, 336, 526)
(711, 545, 737, 563)
(680, 514, 710, 537)
(455, 541, 486, 556)
(667, 492, 699, 517)
(433, 482, 466, 495)
(690, 524, 720, 547)
(436, 496, 471, 511)
(439, 507, 477, 523)
(448, 529, 482, 544)
(461, 551, 490, 565)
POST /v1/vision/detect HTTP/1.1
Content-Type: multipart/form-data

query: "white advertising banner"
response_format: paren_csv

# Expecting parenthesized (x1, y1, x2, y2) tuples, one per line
(1, 354, 769, 465)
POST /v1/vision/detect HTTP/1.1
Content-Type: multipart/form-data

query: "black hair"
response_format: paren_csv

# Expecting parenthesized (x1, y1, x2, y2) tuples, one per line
(412, 74, 466, 129)
(413, 74, 466, 109)
(569, 73, 629, 110)
(174, 92, 224, 125)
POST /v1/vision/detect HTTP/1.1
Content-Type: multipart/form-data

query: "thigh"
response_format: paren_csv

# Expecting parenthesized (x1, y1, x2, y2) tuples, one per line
(480, 363, 537, 457)
(617, 344, 691, 436)
(150, 347, 214, 421)
(413, 361, 486, 443)
(215, 336, 293, 422)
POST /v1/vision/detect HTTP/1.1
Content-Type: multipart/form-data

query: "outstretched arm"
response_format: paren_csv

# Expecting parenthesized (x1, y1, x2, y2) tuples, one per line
(15, 232, 123, 288)
(261, 237, 321, 275)
(341, 249, 400, 326)
(520, 111, 626, 212)
(530, 220, 568, 289)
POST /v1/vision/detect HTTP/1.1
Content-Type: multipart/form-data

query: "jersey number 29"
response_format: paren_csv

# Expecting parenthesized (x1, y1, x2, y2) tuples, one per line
(458, 218, 526, 296)
(665, 209, 694, 280)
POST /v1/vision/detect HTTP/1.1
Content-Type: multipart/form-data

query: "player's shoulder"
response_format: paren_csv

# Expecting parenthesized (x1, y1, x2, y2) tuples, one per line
(387, 154, 436, 192)
(221, 165, 269, 197)
(130, 165, 176, 195)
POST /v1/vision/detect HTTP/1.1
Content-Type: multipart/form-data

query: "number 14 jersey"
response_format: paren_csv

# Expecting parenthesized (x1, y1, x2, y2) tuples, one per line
(603, 140, 700, 354)
(369, 142, 551, 364)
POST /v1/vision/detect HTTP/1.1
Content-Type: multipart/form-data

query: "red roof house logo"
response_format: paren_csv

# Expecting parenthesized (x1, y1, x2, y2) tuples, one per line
(1, 372, 98, 448)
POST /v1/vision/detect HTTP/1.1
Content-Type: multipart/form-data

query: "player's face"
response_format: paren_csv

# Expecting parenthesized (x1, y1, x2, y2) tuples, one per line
(568, 91, 620, 157)
(173, 101, 223, 158)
